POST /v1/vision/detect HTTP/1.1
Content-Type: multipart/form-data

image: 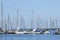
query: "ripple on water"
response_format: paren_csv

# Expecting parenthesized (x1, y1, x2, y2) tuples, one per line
(0, 34, 60, 40)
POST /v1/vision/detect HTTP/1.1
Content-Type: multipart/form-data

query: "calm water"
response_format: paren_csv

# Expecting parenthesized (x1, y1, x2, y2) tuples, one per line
(0, 34, 60, 40)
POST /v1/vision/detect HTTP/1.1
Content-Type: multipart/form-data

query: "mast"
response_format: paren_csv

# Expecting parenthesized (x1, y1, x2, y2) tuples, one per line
(20, 16, 22, 28)
(49, 17, 54, 29)
(55, 19, 58, 28)
(8, 14, 10, 30)
(8, 14, 12, 30)
(16, 8, 19, 29)
(4, 19, 7, 31)
(31, 9, 34, 29)
(36, 9, 41, 29)
(36, 16, 40, 29)
(49, 17, 52, 28)
(52, 20, 54, 28)
(1, 0, 3, 29)
(31, 19, 34, 29)
(20, 16, 26, 29)
(45, 19, 48, 28)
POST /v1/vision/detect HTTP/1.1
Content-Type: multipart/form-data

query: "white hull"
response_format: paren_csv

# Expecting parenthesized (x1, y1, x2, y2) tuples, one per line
(15, 31, 25, 34)
(44, 31, 50, 34)
(15, 31, 40, 34)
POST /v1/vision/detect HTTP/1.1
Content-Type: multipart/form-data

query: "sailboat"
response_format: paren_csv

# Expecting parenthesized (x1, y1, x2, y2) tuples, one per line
(15, 9, 25, 34)
(44, 19, 50, 34)
(31, 16, 41, 34)
(4, 14, 15, 34)
(55, 19, 60, 35)
(0, 0, 4, 34)
(0, 27, 4, 34)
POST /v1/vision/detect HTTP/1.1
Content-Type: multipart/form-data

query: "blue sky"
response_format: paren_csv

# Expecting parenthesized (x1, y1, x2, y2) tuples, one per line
(0, 0, 60, 28)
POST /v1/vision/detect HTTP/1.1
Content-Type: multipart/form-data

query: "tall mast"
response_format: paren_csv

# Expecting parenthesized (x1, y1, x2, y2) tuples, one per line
(16, 8, 19, 29)
(7, 13, 12, 30)
(8, 14, 10, 30)
(20, 16, 22, 28)
(1, 0, 3, 29)
(36, 9, 40, 29)
(31, 9, 34, 29)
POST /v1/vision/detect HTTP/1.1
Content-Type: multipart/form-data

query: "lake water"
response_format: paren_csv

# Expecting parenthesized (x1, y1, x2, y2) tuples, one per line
(0, 34, 60, 40)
